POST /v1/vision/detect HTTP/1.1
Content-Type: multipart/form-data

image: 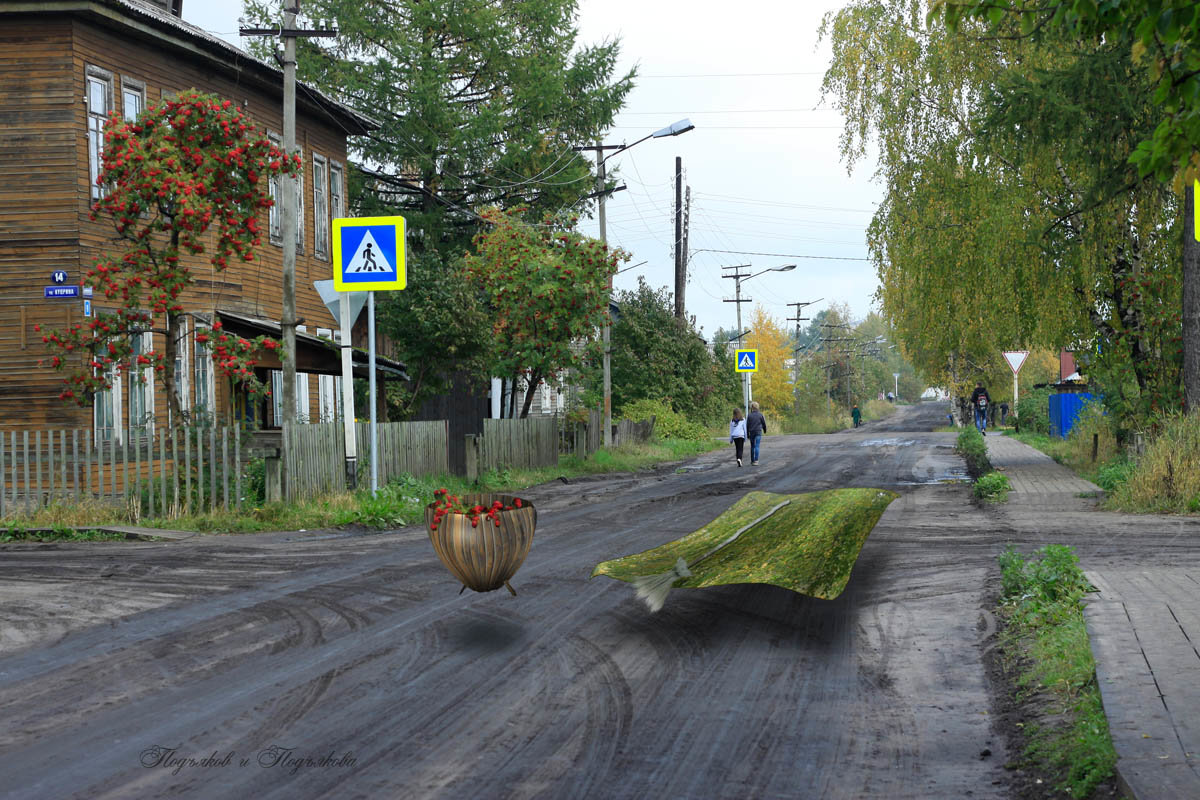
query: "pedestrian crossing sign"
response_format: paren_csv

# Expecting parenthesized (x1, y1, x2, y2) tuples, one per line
(333, 215, 406, 292)
(735, 349, 758, 372)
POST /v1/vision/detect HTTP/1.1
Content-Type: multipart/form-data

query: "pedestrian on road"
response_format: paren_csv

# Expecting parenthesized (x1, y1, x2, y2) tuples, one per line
(852, 403, 862, 428)
(746, 401, 767, 465)
(970, 381, 991, 435)
(730, 408, 747, 467)
(1000, 401, 1009, 426)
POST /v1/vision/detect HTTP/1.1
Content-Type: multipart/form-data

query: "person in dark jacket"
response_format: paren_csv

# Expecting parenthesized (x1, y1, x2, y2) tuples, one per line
(746, 401, 767, 465)
(851, 403, 862, 428)
(970, 381, 991, 435)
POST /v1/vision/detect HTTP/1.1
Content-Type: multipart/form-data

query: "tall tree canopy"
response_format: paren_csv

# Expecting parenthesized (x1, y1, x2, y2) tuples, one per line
(243, 0, 636, 412)
(821, 0, 1183, 423)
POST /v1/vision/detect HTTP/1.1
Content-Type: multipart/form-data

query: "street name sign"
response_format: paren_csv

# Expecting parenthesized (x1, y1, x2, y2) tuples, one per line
(44, 286, 79, 299)
(332, 215, 406, 292)
(735, 349, 758, 373)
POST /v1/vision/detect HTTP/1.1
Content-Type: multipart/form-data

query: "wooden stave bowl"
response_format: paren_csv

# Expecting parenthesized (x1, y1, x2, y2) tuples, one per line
(424, 494, 536, 593)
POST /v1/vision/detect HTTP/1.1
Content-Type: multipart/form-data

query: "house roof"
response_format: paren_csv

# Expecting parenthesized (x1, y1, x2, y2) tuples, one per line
(1, 0, 380, 135)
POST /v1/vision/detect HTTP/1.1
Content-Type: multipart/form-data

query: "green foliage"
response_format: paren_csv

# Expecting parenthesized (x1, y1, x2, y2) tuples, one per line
(973, 471, 1011, 503)
(1111, 413, 1200, 512)
(994, 544, 1115, 797)
(1094, 458, 1135, 493)
(603, 279, 739, 425)
(955, 427, 991, 478)
(1016, 387, 1053, 435)
(619, 397, 709, 441)
(465, 208, 624, 417)
(1, 526, 126, 542)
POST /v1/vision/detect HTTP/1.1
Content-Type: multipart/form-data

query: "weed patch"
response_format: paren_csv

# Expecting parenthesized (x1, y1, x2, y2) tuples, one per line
(956, 427, 992, 479)
(974, 472, 1011, 503)
(995, 545, 1115, 797)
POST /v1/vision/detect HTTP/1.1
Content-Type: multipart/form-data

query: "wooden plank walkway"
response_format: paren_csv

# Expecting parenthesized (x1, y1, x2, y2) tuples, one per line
(1084, 568, 1200, 800)
(983, 434, 1102, 505)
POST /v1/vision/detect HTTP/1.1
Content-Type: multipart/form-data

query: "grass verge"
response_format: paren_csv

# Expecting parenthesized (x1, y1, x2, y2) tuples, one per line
(0, 437, 723, 535)
(0, 525, 129, 542)
(996, 544, 1116, 797)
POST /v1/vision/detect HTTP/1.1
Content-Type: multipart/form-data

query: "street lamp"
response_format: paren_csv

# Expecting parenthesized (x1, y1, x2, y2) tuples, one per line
(729, 264, 795, 408)
(579, 118, 695, 447)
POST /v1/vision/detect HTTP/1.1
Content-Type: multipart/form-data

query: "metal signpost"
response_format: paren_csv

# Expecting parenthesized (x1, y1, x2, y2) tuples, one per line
(735, 349, 758, 408)
(333, 215, 407, 494)
(1003, 351, 1029, 424)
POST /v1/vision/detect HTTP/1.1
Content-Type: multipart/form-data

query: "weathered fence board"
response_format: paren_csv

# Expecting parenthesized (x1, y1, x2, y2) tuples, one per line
(479, 417, 560, 472)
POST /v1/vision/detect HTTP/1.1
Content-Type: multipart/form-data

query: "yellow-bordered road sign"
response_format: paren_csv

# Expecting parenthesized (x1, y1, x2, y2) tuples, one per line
(735, 349, 758, 372)
(333, 215, 406, 291)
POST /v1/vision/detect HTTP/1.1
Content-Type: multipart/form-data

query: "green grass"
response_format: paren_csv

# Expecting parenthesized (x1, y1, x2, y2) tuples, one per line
(3, 437, 724, 535)
(956, 427, 992, 479)
(0, 524, 128, 543)
(973, 471, 1011, 503)
(997, 545, 1116, 797)
(592, 488, 898, 598)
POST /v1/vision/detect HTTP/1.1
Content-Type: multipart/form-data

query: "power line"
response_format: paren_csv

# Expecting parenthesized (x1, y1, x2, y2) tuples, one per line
(640, 71, 826, 78)
(694, 249, 871, 261)
(620, 108, 836, 115)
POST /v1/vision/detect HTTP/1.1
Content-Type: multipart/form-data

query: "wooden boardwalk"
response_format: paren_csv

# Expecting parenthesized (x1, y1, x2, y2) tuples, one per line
(1084, 569, 1200, 800)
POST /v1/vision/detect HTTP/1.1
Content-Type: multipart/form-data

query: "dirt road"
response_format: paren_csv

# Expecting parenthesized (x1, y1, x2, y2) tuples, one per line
(3, 403, 1187, 799)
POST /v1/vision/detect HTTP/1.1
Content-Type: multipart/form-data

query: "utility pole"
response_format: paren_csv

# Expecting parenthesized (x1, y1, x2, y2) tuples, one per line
(596, 144, 612, 446)
(241, 5, 336, 495)
(722, 264, 752, 409)
(681, 183, 691, 318)
(787, 299, 819, 415)
(674, 156, 684, 319)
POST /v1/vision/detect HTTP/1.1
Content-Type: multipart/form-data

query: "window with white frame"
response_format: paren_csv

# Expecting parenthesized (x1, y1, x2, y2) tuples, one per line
(121, 78, 144, 121)
(86, 67, 113, 202)
(128, 331, 154, 429)
(330, 161, 345, 221)
(313, 155, 329, 259)
(296, 325, 310, 422)
(316, 328, 341, 422)
(268, 134, 304, 250)
(94, 366, 120, 442)
(172, 317, 189, 424)
(194, 323, 213, 414)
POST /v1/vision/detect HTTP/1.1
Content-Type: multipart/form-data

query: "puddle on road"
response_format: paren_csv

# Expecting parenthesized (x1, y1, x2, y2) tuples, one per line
(675, 463, 719, 473)
(858, 438, 917, 448)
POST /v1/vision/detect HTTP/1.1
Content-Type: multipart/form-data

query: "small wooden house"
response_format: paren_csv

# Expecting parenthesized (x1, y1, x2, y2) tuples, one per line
(0, 0, 404, 439)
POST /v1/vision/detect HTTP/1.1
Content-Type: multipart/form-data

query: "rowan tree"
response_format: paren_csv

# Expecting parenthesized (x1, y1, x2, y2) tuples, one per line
(463, 208, 626, 418)
(38, 91, 298, 422)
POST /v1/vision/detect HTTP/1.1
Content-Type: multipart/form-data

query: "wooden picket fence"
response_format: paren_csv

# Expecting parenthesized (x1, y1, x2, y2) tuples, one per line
(479, 417, 560, 472)
(0, 425, 244, 519)
(615, 415, 656, 446)
(284, 420, 449, 500)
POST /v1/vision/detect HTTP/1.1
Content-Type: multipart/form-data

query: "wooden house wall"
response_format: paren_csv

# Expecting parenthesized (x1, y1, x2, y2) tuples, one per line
(0, 17, 83, 429)
(1, 12, 369, 433)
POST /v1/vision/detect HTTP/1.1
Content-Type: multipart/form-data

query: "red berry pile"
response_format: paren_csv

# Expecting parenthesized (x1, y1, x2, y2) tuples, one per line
(430, 489, 525, 531)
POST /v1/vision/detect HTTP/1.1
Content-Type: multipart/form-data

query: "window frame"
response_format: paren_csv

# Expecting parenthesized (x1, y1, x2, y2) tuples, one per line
(171, 316, 190, 425)
(312, 154, 329, 260)
(330, 160, 345, 221)
(120, 76, 145, 122)
(85, 66, 114, 203)
(193, 322, 214, 415)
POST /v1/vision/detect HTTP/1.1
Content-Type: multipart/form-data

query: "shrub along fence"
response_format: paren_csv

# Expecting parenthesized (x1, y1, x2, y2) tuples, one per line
(0, 425, 245, 519)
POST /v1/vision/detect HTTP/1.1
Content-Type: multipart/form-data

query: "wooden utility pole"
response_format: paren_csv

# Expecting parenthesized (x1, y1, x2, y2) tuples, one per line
(722, 264, 752, 408)
(674, 156, 685, 319)
(1185, 182, 1200, 413)
(787, 299, 818, 415)
(241, 5, 336, 494)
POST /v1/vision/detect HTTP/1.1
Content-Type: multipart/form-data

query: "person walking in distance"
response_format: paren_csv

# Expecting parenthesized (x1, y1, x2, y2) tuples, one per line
(730, 408, 747, 467)
(746, 401, 767, 465)
(970, 381, 991, 435)
(851, 403, 862, 428)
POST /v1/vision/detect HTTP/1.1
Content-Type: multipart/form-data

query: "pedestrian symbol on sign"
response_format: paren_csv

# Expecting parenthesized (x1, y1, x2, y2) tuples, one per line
(735, 349, 758, 373)
(333, 215, 407, 292)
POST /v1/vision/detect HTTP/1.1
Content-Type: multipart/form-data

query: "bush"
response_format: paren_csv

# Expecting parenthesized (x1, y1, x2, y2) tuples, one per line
(956, 427, 991, 478)
(1094, 458, 1135, 493)
(1111, 413, 1200, 512)
(619, 397, 708, 440)
(974, 471, 1011, 503)
(1016, 386, 1053, 434)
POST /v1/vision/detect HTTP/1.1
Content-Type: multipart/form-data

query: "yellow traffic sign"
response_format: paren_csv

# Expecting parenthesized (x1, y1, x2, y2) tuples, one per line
(333, 215, 406, 291)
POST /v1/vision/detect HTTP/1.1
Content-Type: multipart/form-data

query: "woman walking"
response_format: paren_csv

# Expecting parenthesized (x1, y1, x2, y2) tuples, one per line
(730, 408, 747, 467)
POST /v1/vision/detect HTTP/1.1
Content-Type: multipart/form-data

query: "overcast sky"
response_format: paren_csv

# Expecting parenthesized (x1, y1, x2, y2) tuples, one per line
(182, 1, 880, 340)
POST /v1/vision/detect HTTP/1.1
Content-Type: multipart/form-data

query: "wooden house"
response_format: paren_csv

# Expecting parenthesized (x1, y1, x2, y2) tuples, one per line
(0, 0, 405, 439)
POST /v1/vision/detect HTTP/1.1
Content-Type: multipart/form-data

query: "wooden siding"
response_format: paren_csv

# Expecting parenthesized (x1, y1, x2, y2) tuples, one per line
(0, 11, 376, 432)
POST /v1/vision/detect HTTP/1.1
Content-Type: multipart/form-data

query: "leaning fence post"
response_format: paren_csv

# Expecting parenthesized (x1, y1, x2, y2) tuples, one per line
(222, 426, 229, 511)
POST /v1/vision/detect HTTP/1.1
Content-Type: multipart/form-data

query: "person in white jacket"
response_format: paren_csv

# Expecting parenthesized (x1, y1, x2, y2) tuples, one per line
(729, 408, 747, 467)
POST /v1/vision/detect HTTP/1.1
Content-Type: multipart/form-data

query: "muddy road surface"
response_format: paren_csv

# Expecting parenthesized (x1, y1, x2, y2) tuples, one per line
(3, 402, 1176, 799)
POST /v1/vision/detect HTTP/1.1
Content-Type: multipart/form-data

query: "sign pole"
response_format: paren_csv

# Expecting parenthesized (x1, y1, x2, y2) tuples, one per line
(340, 293, 357, 489)
(368, 290, 378, 495)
